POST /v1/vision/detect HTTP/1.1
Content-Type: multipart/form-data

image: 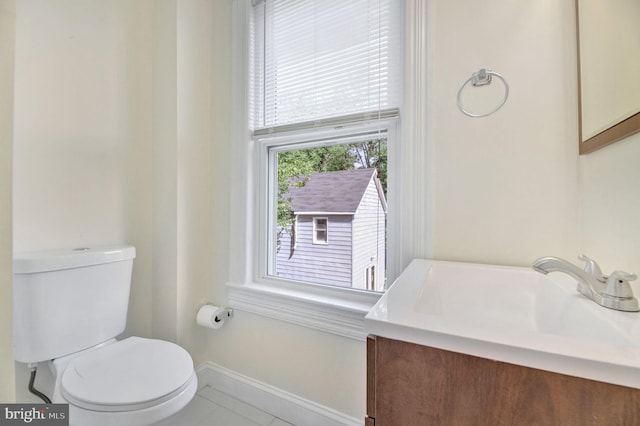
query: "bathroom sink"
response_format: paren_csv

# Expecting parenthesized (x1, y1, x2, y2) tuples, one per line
(365, 259, 640, 389)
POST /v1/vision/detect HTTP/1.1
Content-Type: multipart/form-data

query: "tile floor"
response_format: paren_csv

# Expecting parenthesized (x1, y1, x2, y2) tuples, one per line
(155, 384, 294, 426)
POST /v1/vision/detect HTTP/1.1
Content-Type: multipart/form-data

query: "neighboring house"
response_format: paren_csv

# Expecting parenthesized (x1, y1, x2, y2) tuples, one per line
(276, 168, 387, 292)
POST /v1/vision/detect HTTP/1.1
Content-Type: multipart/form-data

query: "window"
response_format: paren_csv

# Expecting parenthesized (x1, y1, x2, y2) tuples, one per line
(312, 218, 328, 245)
(267, 131, 391, 290)
(253, 0, 400, 293)
(227, 0, 432, 340)
(251, 0, 401, 130)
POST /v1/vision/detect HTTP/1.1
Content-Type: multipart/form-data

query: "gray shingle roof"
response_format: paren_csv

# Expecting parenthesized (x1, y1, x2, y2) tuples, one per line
(289, 168, 377, 214)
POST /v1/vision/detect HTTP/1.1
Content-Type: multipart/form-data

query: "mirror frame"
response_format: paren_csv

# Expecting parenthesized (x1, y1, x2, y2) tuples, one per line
(576, 0, 640, 155)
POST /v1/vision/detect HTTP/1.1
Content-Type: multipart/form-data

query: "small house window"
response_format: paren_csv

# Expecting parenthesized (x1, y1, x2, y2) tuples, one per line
(313, 217, 328, 245)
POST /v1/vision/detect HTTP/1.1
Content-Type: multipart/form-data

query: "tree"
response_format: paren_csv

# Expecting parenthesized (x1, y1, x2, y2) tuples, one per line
(351, 139, 387, 195)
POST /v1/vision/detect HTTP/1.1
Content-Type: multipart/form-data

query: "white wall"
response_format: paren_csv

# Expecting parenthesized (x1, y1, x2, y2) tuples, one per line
(579, 132, 640, 288)
(175, 0, 216, 363)
(148, 0, 217, 365)
(431, 0, 580, 265)
(0, 0, 15, 403)
(151, 0, 179, 345)
(428, 0, 640, 288)
(13, 0, 152, 253)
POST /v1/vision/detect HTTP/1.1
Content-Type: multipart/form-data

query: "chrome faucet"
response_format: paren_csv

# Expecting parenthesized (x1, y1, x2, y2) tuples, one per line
(532, 255, 639, 312)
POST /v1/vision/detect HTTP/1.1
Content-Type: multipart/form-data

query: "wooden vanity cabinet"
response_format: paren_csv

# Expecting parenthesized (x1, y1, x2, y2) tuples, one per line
(366, 335, 640, 426)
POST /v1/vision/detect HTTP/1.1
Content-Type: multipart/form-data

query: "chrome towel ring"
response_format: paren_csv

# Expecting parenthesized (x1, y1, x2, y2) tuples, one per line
(457, 68, 509, 118)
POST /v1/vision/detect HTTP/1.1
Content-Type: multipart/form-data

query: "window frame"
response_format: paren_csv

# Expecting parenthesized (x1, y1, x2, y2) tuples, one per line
(258, 118, 398, 290)
(226, 0, 434, 341)
(312, 217, 329, 245)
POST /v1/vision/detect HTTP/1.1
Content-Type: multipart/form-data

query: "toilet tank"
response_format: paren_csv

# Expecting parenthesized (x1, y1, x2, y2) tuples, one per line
(13, 245, 136, 363)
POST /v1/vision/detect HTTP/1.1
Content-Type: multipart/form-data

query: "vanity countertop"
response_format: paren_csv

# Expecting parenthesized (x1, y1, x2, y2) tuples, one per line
(365, 259, 640, 389)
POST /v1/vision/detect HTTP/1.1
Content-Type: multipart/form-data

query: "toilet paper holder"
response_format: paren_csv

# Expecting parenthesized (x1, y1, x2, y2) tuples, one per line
(196, 304, 234, 329)
(215, 308, 233, 323)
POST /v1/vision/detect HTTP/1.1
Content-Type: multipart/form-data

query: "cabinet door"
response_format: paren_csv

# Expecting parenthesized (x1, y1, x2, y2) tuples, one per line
(367, 335, 640, 425)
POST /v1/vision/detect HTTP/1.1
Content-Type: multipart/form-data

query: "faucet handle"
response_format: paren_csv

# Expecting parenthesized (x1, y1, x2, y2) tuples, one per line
(578, 254, 604, 280)
(605, 270, 637, 298)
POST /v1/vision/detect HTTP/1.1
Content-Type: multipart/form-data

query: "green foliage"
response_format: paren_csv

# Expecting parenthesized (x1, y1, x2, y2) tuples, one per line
(276, 139, 387, 248)
(276, 150, 314, 231)
(353, 139, 387, 195)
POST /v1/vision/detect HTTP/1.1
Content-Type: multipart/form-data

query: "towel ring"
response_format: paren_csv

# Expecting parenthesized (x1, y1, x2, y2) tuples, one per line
(457, 69, 509, 118)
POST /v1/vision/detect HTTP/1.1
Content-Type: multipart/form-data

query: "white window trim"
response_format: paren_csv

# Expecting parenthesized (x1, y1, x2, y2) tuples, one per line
(226, 0, 434, 341)
(261, 122, 395, 273)
(259, 120, 396, 281)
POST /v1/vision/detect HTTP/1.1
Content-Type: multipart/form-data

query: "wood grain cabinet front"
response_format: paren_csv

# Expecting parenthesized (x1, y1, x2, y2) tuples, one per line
(366, 335, 640, 426)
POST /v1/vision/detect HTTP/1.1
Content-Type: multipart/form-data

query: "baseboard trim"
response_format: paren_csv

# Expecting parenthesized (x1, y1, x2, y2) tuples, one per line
(196, 362, 362, 426)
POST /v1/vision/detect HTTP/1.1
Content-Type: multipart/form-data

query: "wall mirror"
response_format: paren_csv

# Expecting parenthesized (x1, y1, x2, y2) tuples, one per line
(577, 0, 640, 154)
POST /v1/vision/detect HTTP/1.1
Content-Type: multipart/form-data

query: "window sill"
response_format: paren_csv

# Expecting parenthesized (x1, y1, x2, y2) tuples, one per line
(226, 280, 382, 341)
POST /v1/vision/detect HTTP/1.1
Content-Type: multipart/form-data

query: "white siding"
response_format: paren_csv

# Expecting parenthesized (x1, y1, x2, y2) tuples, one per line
(276, 215, 353, 287)
(351, 178, 386, 291)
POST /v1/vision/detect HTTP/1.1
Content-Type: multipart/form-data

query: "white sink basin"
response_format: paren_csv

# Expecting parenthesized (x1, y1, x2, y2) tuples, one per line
(365, 259, 640, 388)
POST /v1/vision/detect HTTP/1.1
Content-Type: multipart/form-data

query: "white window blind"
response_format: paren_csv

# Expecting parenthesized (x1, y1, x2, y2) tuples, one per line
(252, 0, 401, 131)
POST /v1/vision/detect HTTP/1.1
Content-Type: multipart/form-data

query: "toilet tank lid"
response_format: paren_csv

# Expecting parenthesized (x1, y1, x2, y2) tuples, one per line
(14, 245, 136, 274)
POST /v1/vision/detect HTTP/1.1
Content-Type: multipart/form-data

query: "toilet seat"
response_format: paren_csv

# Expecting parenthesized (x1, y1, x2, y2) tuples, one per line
(61, 336, 195, 412)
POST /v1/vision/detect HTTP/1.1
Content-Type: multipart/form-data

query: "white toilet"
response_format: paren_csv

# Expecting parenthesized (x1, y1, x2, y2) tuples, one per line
(13, 245, 197, 426)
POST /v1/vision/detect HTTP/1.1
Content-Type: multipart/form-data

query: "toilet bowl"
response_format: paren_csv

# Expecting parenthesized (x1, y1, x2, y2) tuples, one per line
(50, 337, 197, 426)
(12, 245, 197, 426)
